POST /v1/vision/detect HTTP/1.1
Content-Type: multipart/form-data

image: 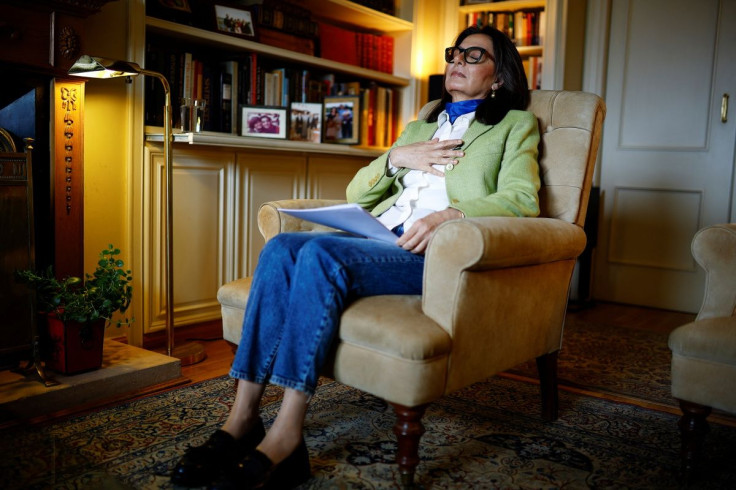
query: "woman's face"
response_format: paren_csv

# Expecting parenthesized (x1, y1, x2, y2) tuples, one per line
(444, 33, 497, 102)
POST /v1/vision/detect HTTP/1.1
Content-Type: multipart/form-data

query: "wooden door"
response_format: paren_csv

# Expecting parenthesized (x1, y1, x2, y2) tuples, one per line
(593, 0, 736, 312)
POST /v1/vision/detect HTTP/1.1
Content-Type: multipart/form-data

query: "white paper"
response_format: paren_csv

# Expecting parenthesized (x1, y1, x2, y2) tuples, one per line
(277, 203, 399, 243)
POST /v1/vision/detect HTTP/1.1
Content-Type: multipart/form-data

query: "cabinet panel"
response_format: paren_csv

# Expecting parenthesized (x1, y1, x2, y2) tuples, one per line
(145, 145, 233, 333)
(307, 155, 370, 199)
(238, 152, 305, 276)
(143, 146, 376, 328)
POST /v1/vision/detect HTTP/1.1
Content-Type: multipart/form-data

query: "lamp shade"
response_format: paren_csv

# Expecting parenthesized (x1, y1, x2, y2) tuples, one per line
(68, 55, 142, 79)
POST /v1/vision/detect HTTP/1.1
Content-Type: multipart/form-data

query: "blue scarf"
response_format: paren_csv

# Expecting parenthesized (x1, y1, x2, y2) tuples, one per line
(445, 99, 483, 123)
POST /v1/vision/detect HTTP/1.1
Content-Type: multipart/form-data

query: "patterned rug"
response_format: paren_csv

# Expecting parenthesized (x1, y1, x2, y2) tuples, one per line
(510, 315, 676, 407)
(2, 375, 736, 489)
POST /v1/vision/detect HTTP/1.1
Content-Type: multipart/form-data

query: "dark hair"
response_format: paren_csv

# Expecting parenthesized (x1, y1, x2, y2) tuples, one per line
(425, 25, 530, 125)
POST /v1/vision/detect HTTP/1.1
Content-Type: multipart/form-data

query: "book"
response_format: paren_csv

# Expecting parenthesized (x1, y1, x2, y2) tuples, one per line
(201, 62, 218, 131)
(375, 86, 387, 147)
(257, 27, 315, 56)
(219, 67, 233, 133)
(221, 60, 238, 134)
(181, 52, 193, 101)
(277, 203, 398, 244)
(319, 22, 359, 66)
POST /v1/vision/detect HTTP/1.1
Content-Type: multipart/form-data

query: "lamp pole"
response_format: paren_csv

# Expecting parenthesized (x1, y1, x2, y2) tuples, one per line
(68, 56, 205, 364)
(140, 69, 175, 358)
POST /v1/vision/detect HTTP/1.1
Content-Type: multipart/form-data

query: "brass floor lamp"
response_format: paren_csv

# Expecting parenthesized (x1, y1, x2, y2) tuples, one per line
(69, 56, 206, 365)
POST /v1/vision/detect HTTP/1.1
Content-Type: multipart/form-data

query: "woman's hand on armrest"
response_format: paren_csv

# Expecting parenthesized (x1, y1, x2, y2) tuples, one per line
(397, 208, 465, 255)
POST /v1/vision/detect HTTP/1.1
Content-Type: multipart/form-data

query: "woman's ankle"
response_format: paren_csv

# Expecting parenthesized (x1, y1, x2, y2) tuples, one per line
(256, 428, 303, 465)
(221, 413, 261, 440)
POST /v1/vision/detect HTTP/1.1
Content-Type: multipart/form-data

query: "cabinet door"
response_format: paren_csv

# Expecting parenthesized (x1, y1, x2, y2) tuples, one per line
(238, 151, 306, 276)
(307, 155, 370, 200)
(145, 145, 234, 333)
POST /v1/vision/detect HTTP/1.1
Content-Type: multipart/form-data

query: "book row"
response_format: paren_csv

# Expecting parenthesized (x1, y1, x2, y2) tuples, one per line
(234, 85, 398, 148)
(524, 56, 543, 90)
(144, 47, 398, 147)
(144, 43, 399, 143)
(318, 23, 395, 74)
(466, 9, 546, 47)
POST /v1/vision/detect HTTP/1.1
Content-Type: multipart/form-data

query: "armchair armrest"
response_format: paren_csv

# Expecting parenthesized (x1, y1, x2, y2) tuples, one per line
(422, 217, 587, 392)
(692, 223, 736, 320)
(423, 216, 586, 328)
(258, 199, 346, 241)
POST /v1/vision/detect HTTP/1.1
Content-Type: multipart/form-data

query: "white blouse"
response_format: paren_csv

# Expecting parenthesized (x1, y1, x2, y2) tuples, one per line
(377, 110, 475, 232)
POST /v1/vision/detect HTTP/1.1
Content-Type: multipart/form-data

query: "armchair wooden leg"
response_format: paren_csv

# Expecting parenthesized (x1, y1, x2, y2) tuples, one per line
(536, 351, 559, 422)
(678, 399, 712, 481)
(390, 403, 428, 489)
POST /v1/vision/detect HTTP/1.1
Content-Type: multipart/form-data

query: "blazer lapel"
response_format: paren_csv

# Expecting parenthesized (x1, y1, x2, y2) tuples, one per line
(393, 121, 444, 178)
(461, 120, 494, 148)
(413, 121, 440, 141)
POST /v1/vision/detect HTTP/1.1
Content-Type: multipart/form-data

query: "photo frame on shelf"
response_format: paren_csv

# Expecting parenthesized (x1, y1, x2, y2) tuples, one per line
(289, 103, 323, 143)
(241, 106, 287, 139)
(214, 4, 256, 39)
(323, 96, 360, 145)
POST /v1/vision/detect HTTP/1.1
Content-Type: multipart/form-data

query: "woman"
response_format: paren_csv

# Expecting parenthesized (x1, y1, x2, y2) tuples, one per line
(171, 25, 540, 489)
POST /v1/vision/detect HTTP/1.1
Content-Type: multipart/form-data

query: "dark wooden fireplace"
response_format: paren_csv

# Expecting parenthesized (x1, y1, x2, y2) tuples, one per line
(0, 0, 117, 369)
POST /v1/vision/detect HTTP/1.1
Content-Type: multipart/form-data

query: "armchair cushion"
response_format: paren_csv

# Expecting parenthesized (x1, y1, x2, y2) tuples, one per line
(331, 295, 452, 407)
(670, 316, 736, 414)
(217, 277, 252, 347)
(669, 317, 736, 366)
(217, 285, 453, 407)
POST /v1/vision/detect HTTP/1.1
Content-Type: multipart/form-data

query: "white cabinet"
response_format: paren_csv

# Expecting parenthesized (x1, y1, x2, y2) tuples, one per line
(128, 1, 409, 333)
(142, 143, 372, 332)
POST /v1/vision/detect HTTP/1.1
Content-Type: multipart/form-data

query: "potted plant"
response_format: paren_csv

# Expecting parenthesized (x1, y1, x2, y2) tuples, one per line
(16, 244, 133, 374)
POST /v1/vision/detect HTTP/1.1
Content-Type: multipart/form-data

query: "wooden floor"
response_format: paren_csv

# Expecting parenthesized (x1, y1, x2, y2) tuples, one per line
(167, 300, 696, 390)
(143, 320, 236, 387)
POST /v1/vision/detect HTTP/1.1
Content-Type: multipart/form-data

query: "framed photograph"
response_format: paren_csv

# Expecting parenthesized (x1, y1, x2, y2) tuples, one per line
(214, 4, 256, 38)
(323, 96, 360, 144)
(241, 106, 287, 139)
(289, 103, 323, 143)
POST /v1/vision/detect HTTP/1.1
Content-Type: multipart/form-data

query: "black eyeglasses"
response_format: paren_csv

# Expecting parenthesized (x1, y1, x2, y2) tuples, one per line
(444, 46, 494, 64)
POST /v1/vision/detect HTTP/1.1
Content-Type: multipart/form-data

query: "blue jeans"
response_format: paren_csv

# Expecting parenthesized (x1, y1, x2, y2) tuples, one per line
(229, 232, 425, 396)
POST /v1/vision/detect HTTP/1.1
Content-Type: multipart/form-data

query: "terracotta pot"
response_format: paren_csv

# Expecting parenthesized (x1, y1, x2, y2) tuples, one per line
(42, 314, 105, 374)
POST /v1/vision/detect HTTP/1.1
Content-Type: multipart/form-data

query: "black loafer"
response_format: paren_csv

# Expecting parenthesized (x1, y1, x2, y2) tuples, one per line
(207, 438, 311, 490)
(171, 418, 266, 488)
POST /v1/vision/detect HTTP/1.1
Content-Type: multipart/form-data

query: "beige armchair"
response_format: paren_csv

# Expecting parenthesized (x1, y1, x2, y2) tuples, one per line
(217, 90, 606, 487)
(668, 223, 736, 478)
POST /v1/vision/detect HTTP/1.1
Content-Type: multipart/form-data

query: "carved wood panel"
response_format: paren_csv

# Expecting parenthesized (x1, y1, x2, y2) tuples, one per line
(53, 79, 84, 279)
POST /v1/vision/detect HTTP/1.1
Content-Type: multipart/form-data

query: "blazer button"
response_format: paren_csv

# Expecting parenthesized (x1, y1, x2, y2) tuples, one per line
(446, 163, 454, 171)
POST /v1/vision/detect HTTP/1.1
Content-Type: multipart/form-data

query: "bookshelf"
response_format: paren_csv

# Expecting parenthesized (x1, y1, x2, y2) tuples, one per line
(125, 0, 417, 334)
(458, 0, 546, 89)
(141, 1, 415, 151)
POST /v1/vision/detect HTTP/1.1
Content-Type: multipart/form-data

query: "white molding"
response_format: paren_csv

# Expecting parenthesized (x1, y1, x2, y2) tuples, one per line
(582, 0, 611, 186)
(582, 0, 611, 97)
(541, 0, 562, 89)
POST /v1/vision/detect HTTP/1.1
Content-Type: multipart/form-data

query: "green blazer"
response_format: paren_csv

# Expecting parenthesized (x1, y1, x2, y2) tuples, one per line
(346, 109, 541, 218)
